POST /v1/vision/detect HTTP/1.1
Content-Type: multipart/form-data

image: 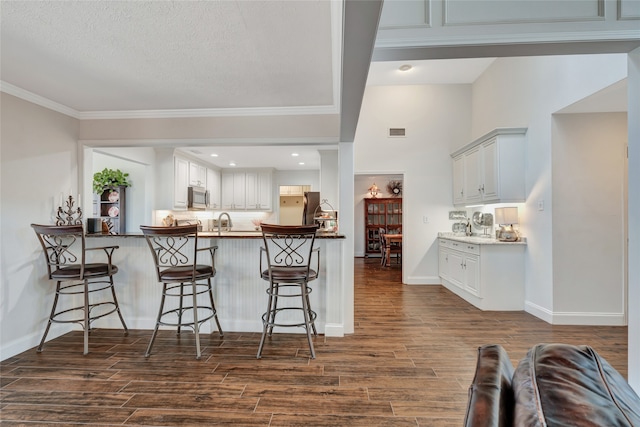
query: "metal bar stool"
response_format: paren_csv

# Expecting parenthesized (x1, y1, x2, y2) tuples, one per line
(258, 224, 320, 359)
(31, 224, 129, 355)
(140, 224, 223, 359)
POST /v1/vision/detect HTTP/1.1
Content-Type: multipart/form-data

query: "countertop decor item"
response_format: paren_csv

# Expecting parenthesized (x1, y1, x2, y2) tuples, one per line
(386, 180, 402, 197)
(495, 207, 519, 241)
(368, 183, 379, 198)
(93, 168, 131, 194)
(55, 194, 83, 226)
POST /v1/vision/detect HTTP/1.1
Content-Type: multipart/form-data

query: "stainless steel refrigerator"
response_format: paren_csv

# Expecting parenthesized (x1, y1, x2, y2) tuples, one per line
(302, 191, 321, 225)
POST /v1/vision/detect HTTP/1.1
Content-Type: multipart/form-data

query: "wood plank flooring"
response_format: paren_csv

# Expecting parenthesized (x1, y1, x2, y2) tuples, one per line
(1, 258, 628, 426)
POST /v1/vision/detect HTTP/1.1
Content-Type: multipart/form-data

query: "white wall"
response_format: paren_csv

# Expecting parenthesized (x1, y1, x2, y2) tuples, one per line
(354, 84, 472, 284)
(626, 47, 640, 392)
(552, 113, 627, 324)
(0, 93, 80, 359)
(471, 54, 629, 320)
(92, 150, 152, 233)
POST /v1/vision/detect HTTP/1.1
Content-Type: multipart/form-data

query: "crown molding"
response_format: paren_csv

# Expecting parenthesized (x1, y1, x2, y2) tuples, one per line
(0, 81, 80, 119)
(78, 105, 339, 120)
(1, 80, 339, 120)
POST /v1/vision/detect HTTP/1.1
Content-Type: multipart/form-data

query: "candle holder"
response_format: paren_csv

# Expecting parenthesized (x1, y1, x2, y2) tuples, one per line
(56, 195, 83, 226)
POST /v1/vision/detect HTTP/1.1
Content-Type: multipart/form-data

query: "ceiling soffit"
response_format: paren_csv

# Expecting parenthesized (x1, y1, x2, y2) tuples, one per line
(0, 1, 339, 118)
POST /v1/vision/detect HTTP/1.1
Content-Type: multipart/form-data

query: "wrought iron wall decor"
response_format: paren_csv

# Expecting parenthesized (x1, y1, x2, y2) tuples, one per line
(56, 195, 83, 226)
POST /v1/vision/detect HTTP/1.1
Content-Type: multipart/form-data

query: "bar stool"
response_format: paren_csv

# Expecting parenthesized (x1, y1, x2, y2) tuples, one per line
(258, 224, 320, 359)
(31, 224, 129, 355)
(140, 224, 223, 359)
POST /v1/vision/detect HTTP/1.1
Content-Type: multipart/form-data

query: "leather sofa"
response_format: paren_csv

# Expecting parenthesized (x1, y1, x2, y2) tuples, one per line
(464, 343, 640, 427)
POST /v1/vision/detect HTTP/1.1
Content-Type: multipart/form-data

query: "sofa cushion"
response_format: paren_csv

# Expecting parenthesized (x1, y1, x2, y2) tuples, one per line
(513, 343, 640, 427)
(464, 344, 515, 427)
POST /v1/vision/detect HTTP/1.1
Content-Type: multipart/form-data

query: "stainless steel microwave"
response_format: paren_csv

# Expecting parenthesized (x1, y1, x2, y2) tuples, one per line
(187, 186, 209, 210)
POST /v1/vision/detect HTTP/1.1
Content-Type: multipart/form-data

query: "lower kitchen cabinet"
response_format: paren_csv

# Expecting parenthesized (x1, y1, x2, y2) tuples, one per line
(438, 237, 525, 310)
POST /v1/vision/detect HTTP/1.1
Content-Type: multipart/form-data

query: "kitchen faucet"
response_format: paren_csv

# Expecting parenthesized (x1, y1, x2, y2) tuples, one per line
(217, 212, 233, 235)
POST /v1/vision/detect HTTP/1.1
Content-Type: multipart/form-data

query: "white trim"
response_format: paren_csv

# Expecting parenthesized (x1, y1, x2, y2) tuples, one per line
(324, 323, 345, 337)
(550, 311, 627, 326)
(405, 275, 442, 285)
(375, 30, 640, 49)
(0, 81, 339, 120)
(78, 105, 339, 120)
(0, 81, 79, 119)
(525, 300, 554, 323)
(0, 324, 71, 361)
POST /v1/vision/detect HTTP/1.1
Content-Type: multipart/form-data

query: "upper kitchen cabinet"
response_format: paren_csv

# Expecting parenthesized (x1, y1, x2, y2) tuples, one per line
(206, 168, 221, 210)
(221, 171, 246, 210)
(189, 162, 207, 187)
(451, 128, 527, 206)
(221, 169, 273, 211)
(246, 170, 272, 210)
(154, 149, 197, 210)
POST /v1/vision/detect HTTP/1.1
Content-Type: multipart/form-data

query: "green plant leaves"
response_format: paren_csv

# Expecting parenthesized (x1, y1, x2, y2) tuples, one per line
(93, 168, 131, 194)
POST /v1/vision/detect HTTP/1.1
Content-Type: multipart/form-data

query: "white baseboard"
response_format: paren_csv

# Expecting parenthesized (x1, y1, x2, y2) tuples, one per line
(405, 275, 441, 285)
(1, 324, 71, 361)
(324, 323, 344, 337)
(525, 301, 626, 326)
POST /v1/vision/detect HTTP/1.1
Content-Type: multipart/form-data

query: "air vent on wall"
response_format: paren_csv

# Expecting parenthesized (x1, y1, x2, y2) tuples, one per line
(388, 128, 406, 137)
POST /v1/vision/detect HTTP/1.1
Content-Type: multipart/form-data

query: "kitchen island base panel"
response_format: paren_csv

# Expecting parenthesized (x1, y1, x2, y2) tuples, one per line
(82, 235, 344, 336)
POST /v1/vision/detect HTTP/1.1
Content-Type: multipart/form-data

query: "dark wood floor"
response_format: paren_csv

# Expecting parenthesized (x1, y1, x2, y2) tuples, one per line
(1, 258, 628, 426)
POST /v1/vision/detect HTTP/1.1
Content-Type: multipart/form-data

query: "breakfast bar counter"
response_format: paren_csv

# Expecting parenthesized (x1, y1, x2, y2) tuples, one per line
(86, 232, 346, 337)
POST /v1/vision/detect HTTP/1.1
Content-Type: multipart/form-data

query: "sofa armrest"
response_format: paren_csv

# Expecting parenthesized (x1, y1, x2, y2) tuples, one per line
(513, 343, 640, 427)
(464, 344, 515, 427)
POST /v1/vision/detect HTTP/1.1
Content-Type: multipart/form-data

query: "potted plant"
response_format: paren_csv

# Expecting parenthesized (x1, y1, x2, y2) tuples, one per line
(93, 168, 131, 194)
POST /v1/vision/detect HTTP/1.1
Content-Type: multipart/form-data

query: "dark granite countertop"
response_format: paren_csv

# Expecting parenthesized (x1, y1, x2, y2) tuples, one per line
(86, 231, 345, 239)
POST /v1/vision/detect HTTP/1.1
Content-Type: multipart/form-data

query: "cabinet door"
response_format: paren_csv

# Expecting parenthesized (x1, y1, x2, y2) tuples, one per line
(206, 168, 221, 209)
(221, 172, 244, 210)
(481, 138, 499, 200)
(452, 155, 465, 205)
(464, 254, 480, 296)
(464, 147, 482, 203)
(448, 251, 465, 289)
(245, 172, 258, 209)
(439, 247, 451, 281)
(257, 171, 272, 210)
(189, 162, 206, 187)
(174, 157, 189, 208)
(386, 200, 402, 233)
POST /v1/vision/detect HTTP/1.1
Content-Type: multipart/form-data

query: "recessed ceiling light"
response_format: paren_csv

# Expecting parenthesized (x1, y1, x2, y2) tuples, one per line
(229, 161, 236, 167)
(291, 153, 299, 157)
(210, 153, 218, 157)
(399, 64, 412, 72)
(298, 162, 305, 165)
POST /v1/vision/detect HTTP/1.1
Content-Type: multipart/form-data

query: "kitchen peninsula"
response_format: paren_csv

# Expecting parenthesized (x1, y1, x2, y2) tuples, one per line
(86, 231, 346, 337)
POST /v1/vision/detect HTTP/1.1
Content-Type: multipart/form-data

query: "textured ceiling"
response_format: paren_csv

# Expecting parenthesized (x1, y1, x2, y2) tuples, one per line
(0, 0, 335, 113)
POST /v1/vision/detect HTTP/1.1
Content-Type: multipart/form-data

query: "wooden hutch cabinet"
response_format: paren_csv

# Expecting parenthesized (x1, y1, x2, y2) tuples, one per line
(93, 186, 126, 234)
(364, 198, 402, 256)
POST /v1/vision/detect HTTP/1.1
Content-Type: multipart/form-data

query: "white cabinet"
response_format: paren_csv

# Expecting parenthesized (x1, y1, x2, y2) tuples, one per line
(246, 171, 272, 210)
(280, 185, 311, 196)
(221, 172, 246, 210)
(439, 239, 480, 297)
(221, 170, 273, 211)
(452, 155, 465, 205)
(174, 156, 189, 209)
(153, 149, 190, 210)
(438, 237, 525, 310)
(189, 162, 207, 187)
(206, 168, 221, 210)
(451, 128, 526, 206)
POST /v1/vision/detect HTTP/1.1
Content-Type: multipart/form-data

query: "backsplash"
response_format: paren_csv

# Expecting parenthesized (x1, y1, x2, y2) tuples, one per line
(153, 210, 277, 231)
